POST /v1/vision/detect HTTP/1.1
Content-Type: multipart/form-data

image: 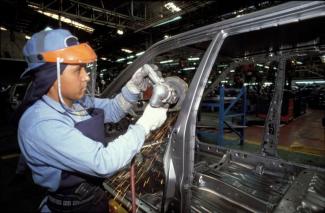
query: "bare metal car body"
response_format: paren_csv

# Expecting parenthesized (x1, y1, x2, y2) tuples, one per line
(102, 2, 325, 212)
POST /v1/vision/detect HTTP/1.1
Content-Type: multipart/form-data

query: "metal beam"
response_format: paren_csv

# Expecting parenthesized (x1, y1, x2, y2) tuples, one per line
(26, 0, 143, 30)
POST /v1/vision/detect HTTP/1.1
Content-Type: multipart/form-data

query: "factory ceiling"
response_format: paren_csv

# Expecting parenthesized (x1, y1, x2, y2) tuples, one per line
(0, 0, 289, 61)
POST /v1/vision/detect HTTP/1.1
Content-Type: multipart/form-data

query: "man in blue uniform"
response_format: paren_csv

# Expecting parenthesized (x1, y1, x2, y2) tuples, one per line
(17, 28, 168, 212)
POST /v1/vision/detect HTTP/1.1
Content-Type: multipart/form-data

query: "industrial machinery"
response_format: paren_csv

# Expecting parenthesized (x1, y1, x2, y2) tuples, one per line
(101, 1, 325, 212)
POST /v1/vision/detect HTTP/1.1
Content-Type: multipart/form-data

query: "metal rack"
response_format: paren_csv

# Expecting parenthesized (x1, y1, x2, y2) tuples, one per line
(217, 86, 247, 145)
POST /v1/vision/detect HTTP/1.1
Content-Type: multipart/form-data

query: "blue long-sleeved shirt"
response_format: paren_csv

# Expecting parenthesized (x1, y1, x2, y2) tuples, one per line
(18, 87, 145, 192)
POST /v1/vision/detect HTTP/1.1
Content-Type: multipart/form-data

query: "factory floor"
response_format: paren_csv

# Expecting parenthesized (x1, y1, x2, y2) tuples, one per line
(197, 108, 325, 167)
(244, 108, 325, 154)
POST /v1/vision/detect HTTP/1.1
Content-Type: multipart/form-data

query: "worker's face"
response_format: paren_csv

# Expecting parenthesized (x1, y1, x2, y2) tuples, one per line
(60, 64, 90, 101)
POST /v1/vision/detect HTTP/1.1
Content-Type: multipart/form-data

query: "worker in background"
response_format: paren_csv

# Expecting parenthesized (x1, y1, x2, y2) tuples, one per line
(15, 28, 168, 212)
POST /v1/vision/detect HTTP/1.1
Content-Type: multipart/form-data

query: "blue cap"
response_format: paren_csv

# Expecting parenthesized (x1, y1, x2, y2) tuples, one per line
(21, 27, 79, 78)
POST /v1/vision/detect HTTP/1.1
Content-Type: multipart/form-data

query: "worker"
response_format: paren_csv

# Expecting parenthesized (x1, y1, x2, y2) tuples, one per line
(16, 27, 168, 212)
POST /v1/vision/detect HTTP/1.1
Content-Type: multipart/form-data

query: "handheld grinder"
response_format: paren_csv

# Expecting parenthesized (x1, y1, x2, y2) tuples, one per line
(147, 65, 188, 110)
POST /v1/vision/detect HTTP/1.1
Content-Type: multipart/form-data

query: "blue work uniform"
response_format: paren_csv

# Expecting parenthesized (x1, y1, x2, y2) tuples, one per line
(18, 87, 145, 211)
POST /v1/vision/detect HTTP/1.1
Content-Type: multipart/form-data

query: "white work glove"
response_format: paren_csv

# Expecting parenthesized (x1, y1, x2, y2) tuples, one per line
(136, 104, 168, 136)
(126, 64, 158, 94)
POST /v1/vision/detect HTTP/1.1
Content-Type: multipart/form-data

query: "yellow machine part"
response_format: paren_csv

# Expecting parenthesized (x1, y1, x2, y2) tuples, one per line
(108, 199, 129, 213)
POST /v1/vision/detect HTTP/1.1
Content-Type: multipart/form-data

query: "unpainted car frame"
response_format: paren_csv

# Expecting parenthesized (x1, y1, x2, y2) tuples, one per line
(102, 1, 325, 212)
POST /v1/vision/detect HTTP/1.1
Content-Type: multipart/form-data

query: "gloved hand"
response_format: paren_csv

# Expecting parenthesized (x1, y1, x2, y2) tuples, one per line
(136, 104, 168, 136)
(126, 64, 158, 94)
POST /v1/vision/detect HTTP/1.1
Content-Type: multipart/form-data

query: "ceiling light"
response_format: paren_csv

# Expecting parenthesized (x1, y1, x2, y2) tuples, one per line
(117, 29, 124, 35)
(320, 55, 325, 63)
(136, 51, 144, 56)
(116, 58, 126, 62)
(121, 48, 133, 53)
(0, 26, 7, 31)
(164, 2, 181, 13)
(154, 16, 182, 27)
(100, 57, 107, 61)
(25, 35, 31, 40)
(28, 4, 94, 33)
(164, 35, 170, 39)
(127, 55, 135, 59)
(183, 67, 196, 71)
(217, 64, 228, 68)
(295, 80, 325, 84)
(230, 70, 235, 73)
(263, 82, 273, 86)
(127, 61, 133, 64)
(160, 59, 174, 64)
(187, 57, 200, 61)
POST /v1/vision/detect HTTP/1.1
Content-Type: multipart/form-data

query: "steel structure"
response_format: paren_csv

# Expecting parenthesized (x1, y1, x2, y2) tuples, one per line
(101, 1, 325, 212)
(26, 0, 214, 32)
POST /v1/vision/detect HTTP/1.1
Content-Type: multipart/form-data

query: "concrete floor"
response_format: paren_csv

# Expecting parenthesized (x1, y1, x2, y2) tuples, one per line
(244, 109, 325, 153)
(197, 108, 325, 167)
(198, 109, 325, 151)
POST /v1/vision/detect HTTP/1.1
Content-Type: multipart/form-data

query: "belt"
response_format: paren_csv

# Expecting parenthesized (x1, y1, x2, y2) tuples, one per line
(48, 194, 94, 207)
(47, 182, 106, 212)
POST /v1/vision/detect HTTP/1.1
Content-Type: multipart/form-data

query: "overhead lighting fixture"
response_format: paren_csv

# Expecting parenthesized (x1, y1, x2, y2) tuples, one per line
(28, 4, 94, 33)
(160, 59, 174, 64)
(164, 35, 170, 39)
(100, 57, 107, 61)
(320, 55, 325, 64)
(230, 69, 235, 73)
(117, 29, 124, 35)
(187, 57, 200, 61)
(217, 64, 228, 68)
(183, 67, 196, 71)
(264, 82, 273, 86)
(116, 58, 126, 62)
(164, 2, 181, 13)
(256, 64, 263, 67)
(127, 55, 135, 59)
(154, 16, 182, 27)
(0, 26, 7, 31)
(121, 48, 133, 53)
(136, 51, 144, 56)
(25, 35, 31, 40)
(264, 65, 269, 69)
(295, 80, 325, 84)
